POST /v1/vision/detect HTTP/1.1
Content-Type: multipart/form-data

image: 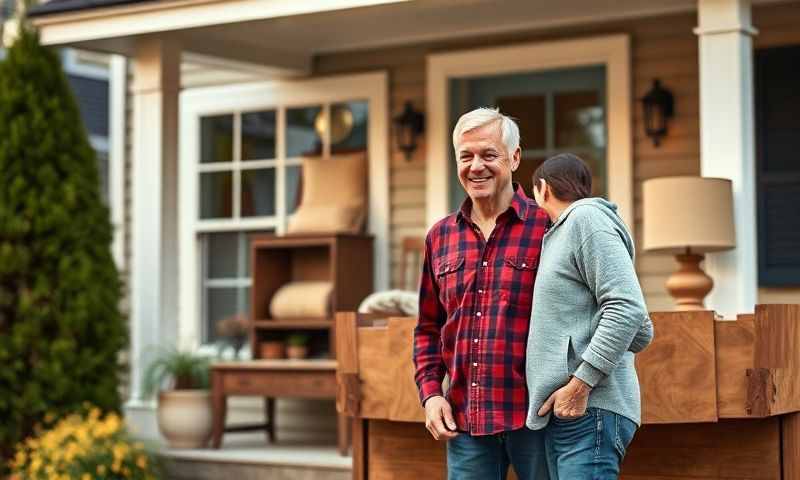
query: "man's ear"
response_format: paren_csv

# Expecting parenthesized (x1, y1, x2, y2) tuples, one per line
(510, 147, 521, 172)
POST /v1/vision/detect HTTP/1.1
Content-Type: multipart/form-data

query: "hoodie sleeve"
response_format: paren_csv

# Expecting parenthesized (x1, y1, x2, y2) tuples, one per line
(571, 229, 652, 387)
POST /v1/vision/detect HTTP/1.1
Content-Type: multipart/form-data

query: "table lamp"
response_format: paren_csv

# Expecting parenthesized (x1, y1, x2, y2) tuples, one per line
(642, 176, 736, 310)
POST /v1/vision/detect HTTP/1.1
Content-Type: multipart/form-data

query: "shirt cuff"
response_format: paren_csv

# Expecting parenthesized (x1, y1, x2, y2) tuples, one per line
(572, 361, 606, 388)
(418, 379, 444, 407)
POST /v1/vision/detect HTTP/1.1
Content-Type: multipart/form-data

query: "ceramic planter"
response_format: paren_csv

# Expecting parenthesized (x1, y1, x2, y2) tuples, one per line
(259, 340, 286, 359)
(157, 390, 213, 449)
(286, 345, 309, 359)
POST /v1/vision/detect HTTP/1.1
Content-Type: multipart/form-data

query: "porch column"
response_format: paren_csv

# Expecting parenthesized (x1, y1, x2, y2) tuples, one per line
(127, 37, 181, 413)
(695, 0, 758, 318)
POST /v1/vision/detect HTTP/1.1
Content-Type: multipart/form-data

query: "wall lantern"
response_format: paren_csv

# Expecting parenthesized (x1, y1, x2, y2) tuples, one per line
(393, 101, 425, 161)
(641, 79, 674, 147)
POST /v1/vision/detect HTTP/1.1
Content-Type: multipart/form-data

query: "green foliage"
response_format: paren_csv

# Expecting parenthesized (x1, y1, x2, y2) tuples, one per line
(286, 333, 310, 347)
(0, 26, 126, 465)
(143, 348, 210, 396)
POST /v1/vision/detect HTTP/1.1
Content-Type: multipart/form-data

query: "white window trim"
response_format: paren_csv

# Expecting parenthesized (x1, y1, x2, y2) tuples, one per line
(179, 71, 390, 350)
(425, 34, 634, 233)
(62, 48, 110, 81)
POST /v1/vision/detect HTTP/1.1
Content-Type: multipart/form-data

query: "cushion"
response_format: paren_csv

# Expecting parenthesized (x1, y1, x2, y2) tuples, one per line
(287, 204, 364, 234)
(357, 289, 419, 317)
(299, 153, 367, 207)
(287, 153, 368, 234)
(269, 281, 333, 319)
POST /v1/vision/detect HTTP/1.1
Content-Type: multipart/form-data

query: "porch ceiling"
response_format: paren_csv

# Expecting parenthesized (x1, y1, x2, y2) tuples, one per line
(30, 0, 785, 77)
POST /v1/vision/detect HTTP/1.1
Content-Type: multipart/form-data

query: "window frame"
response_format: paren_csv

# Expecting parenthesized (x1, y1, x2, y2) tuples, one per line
(178, 72, 390, 349)
(425, 34, 633, 232)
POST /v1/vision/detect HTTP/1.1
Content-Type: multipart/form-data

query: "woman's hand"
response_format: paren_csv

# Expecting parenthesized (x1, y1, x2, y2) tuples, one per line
(538, 376, 592, 419)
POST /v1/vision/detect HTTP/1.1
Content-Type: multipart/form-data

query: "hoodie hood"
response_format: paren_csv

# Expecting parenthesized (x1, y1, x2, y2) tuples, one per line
(550, 197, 635, 259)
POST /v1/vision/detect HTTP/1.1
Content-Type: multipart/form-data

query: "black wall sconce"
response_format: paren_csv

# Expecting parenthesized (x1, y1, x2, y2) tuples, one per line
(393, 101, 425, 161)
(641, 79, 674, 147)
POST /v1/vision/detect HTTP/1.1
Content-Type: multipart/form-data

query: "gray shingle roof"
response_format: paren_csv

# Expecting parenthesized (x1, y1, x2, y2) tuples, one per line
(28, 0, 154, 17)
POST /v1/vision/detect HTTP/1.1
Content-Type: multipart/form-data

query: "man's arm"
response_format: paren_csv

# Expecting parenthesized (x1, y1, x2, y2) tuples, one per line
(413, 234, 447, 405)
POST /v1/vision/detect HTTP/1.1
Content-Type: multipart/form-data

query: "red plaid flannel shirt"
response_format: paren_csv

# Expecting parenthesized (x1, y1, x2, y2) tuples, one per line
(413, 184, 549, 435)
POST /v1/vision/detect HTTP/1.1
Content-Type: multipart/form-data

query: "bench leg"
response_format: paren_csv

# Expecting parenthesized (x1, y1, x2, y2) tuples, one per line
(211, 372, 226, 449)
(265, 397, 276, 443)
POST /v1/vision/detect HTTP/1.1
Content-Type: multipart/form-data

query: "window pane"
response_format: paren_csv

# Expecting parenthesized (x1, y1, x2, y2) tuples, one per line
(496, 95, 546, 151)
(205, 287, 238, 343)
(554, 91, 605, 149)
(207, 232, 238, 279)
(241, 168, 276, 217)
(242, 110, 276, 161)
(200, 115, 233, 163)
(330, 101, 368, 155)
(286, 165, 302, 215)
(286, 106, 323, 157)
(200, 171, 232, 219)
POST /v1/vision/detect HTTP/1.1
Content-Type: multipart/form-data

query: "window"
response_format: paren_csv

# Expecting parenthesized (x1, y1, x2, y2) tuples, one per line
(196, 101, 369, 343)
(755, 45, 800, 286)
(448, 66, 606, 209)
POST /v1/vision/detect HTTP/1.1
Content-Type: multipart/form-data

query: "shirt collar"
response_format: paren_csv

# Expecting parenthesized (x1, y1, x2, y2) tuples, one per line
(457, 182, 530, 224)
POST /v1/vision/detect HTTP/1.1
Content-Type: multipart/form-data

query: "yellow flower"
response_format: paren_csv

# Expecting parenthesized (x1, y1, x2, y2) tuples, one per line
(97, 464, 107, 475)
(13, 450, 26, 467)
(136, 454, 148, 469)
(82, 474, 91, 480)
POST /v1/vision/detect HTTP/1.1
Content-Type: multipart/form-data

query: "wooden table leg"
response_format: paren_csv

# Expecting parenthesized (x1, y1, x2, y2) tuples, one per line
(337, 412, 350, 456)
(265, 397, 276, 443)
(211, 370, 227, 449)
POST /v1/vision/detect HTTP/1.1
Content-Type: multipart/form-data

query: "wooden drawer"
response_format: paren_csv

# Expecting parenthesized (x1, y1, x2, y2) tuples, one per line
(219, 370, 337, 398)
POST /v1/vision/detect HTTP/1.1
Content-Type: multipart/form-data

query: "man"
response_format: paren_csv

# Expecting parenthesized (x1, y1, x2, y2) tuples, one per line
(413, 108, 550, 479)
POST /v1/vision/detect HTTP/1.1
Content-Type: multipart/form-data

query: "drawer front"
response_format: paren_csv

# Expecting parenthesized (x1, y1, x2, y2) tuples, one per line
(221, 370, 337, 397)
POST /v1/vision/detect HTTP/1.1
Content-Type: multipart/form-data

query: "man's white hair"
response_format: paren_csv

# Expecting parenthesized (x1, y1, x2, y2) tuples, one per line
(452, 107, 520, 155)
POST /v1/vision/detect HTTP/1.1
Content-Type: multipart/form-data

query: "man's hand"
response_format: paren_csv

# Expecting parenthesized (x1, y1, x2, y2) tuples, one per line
(538, 376, 591, 419)
(424, 395, 459, 441)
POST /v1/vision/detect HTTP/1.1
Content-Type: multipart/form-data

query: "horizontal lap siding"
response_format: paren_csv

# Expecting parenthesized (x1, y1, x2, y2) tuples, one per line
(313, 12, 702, 310)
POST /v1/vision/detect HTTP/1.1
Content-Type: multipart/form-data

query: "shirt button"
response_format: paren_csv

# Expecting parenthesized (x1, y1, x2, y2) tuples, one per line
(522, 263, 527, 268)
(472, 382, 478, 387)
(473, 362, 478, 367)
(473, 339, 479, 344)
(476, 312, 482, 317)
(478, 289, 483, 294)
(482, 261, 488, 267)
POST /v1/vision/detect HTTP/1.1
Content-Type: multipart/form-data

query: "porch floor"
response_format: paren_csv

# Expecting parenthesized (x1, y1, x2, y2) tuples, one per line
(159, 432, 351, 480)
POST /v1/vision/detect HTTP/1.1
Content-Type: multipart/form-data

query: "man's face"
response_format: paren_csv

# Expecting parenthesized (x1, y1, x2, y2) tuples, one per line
(455, 121, 520, 203)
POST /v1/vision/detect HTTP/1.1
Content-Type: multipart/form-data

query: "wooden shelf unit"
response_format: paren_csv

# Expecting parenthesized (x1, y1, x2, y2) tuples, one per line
(249, 233, 374, 359)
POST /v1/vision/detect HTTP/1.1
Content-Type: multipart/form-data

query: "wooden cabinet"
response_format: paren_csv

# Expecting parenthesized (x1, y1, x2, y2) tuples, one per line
(249, 233, 374, 359)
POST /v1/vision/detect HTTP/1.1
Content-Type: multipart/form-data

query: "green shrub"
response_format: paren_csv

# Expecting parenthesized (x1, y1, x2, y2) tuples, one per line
(0, 26, 126, 468)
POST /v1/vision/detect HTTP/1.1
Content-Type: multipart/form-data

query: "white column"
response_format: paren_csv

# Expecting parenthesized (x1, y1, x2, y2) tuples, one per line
(109, 55, 127, 271)
(127, 38, 181, 413)
(695, 0, 758, 318)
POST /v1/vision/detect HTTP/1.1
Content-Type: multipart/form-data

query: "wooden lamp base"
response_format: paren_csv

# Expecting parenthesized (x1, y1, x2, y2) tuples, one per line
(665, 252, 713, 311)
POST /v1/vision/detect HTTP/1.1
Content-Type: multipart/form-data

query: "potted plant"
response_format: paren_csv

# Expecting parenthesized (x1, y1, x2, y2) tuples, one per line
(144, 348, 212, 449)
(215, 312, 249, 359)
(259, 332, 286, 359)
(286, 333, 311, 359)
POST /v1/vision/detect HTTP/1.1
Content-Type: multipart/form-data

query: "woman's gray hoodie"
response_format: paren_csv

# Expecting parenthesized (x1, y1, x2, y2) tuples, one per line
(525, 198, 654, 430)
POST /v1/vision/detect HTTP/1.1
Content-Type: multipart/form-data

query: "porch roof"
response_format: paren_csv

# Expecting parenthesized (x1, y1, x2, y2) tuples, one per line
(28, 0, 152, 17)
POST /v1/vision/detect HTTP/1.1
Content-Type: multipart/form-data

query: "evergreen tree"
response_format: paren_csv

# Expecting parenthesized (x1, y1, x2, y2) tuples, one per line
(0, 26, 126, 462)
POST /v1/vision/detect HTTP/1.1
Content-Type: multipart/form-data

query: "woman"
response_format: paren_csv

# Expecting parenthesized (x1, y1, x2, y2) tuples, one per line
(525, 153, 654, 479)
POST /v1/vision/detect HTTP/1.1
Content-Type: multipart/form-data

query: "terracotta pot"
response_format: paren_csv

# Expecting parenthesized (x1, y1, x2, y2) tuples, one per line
(286, 345, 308, 359)
(157, 390, 213, 449)
(260, 341, 286, 359)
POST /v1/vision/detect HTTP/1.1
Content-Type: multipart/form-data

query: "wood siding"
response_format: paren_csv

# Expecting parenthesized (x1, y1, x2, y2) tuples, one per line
(314, 3, 800, 310)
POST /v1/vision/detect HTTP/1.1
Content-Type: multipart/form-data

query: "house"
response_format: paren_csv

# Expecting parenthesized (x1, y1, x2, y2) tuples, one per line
(26, 0, 800, 474)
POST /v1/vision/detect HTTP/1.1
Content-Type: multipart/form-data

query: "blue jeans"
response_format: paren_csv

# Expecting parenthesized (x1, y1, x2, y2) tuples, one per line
(446, 428, 548, 480)
(545, 408, 637, 480)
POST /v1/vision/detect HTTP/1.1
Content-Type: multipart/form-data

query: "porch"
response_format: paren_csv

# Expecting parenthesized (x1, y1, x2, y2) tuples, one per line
(27, 0, 800, 477)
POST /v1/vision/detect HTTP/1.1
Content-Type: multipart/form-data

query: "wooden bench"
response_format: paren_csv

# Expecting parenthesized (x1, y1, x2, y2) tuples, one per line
(210, 359, 349, 455)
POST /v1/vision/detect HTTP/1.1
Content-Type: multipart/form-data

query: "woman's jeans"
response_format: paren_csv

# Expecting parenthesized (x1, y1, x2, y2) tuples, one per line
(545, 407, 637, 480)
(446, 427, 548, 480)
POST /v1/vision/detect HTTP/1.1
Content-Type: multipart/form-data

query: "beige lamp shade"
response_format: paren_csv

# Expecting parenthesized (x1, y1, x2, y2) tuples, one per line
(642, 176, 736, 254)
